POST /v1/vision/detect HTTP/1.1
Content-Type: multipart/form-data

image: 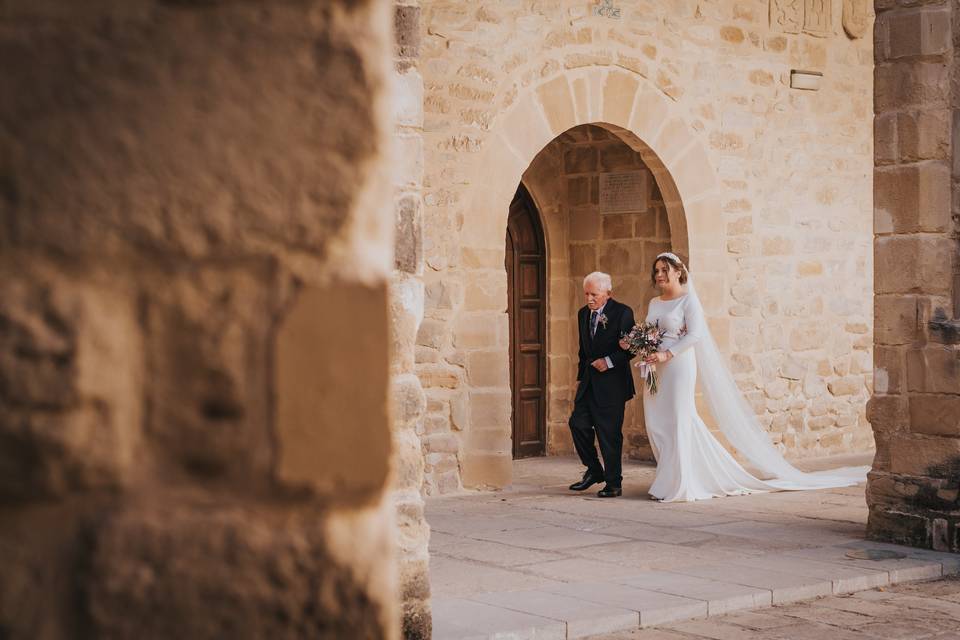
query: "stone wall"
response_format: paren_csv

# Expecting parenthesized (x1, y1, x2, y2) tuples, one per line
(867, 0, 960, 553)
(390, 1, 433, 637)
(0, 1, 401, 637)
(416, 0, 877, 493)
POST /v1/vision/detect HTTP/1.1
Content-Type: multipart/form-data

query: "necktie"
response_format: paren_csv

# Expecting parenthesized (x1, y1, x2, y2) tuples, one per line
(590, 310, 598, 337)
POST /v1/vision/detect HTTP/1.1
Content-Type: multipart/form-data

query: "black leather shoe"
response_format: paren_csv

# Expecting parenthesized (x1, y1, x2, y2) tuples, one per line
(597, 485, 622, 498)
(569, 471, 604, 491)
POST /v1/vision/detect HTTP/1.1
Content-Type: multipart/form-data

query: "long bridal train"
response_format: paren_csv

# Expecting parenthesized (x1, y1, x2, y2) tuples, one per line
(641, 256, 869, 503)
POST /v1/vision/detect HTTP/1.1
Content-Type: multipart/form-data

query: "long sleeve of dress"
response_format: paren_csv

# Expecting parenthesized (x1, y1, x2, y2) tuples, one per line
(666, 295, 706, 357)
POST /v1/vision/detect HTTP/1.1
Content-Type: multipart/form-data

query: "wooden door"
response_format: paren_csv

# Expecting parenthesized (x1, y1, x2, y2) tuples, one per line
(506, 185, 547, 459)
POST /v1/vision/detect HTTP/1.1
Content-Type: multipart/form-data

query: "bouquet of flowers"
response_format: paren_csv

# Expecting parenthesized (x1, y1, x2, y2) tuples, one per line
(620, 321, 666, 394)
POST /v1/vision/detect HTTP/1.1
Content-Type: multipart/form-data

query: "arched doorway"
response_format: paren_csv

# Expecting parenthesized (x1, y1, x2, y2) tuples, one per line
(506, 184, 547, 459)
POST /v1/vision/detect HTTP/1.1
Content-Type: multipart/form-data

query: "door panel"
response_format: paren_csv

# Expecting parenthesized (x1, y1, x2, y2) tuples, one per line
(506, 185, 547, 459)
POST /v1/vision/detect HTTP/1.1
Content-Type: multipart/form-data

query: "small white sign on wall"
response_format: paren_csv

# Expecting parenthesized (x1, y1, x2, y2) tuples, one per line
(599, 171, 648, 213)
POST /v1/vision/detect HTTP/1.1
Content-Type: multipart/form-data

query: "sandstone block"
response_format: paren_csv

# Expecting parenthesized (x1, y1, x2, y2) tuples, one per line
(906, 346, 960, 394)
(395, 194, 423, 274)
(392, 373, 426, 427)
(394, 428, 426, 492)
(416, 317, 447, 350)
(828, 376, 865, 397)
(394, 68, 424, 128)
(463, 272, 507, 312)
(885, 7, 951, 60)
(416, 364, 461, 389)
(569, 244, 596, 275)
(145, 269, 277, 483)
(395, 4, 421, 59)
(654, 118, 693, 164)
(867, 394, 910, 436)
(889, 434, 960, 478)
(875, 61, 949, 113)
(424, 432, 458, 454)
(875, 236, 954, 295)
(874, 346, 905, 395)
(910, 394, 960, 436)
(425, 279, 461, 311)
(875, 162, 950, 234)
(564, 147, 598, 174)
(602, 72, 640, 126)
(460, 450, 511, 489)
(469, 390, 511, 429)
(874, 112, 897, 165)
(602, 214, 634, 239)
(567, 176, 591, 206)
(465, 349, 509, 388)
(762, 235, 794, 256)
(0, 275, 142, 499)
(536, 75, 576, 135)
(599, 143, 639, 171)
(569, 209, 600, 241)
(898, 109, 950, 161)
(790, 323, 823, 351)
(465, 427, 511, 452)
(875, 295, 918, 345)
(87, 504, 396, 638)
(454, 313, 503, 349)
(276, 283, 390, 500)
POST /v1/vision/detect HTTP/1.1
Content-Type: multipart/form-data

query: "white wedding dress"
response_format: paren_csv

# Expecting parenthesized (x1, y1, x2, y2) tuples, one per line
(641, 271, 869, 502)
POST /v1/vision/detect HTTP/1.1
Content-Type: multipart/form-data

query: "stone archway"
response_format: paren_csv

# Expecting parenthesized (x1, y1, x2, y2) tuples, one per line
(455, 67, 724, 489)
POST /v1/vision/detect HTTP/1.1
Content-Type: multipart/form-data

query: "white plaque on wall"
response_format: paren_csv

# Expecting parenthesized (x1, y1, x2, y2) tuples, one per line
(599, 171, 648, 213)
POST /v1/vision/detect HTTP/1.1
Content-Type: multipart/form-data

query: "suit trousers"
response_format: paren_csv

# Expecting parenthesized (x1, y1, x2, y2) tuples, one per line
(568, 389, 624, 487)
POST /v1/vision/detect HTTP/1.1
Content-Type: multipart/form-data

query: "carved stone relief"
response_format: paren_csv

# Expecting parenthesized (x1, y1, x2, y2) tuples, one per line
(803, 0, 832, 37)
(842, 0, 869, 39)
(770, 0, 839, 37)
(770, 0, 802, 34)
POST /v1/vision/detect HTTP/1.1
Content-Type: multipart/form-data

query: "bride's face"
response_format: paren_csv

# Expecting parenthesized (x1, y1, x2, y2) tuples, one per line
(654, 260, 681, 290)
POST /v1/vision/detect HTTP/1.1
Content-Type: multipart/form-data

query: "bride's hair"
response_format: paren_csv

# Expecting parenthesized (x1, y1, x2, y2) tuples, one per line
(650, 254, 688, 286)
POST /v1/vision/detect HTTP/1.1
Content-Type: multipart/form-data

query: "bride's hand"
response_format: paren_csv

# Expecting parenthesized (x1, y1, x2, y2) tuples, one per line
(644, 351, 672, 365)
(618, 338, 630, 350)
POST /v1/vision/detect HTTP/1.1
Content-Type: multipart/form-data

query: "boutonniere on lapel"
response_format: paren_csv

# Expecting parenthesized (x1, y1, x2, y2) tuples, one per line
(597, 313, 608, 330)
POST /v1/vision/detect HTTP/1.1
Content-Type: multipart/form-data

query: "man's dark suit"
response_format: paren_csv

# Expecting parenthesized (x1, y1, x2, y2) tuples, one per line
(568, 298, 637, 488)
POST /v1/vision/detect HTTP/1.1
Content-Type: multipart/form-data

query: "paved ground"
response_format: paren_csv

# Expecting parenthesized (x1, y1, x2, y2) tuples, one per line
(594, 576, 960, 639)
(428, 456, 960, 640)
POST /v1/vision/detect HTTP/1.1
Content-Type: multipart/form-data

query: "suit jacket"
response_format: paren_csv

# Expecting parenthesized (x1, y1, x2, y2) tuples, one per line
(575, 298, 637, 406)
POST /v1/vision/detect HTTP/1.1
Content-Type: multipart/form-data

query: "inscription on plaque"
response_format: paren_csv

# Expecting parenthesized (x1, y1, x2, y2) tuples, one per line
(599, 171, 648, 213)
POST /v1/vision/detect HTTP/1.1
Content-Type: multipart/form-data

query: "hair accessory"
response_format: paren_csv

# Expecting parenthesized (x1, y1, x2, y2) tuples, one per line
(656, 252, 686, 270)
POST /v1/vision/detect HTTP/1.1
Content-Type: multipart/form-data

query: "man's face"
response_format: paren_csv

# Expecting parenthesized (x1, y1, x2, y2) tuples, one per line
(583, 280, 610, 311)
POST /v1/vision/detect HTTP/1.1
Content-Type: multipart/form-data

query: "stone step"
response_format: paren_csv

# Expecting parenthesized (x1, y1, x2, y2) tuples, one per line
(432, 542, 960, 640)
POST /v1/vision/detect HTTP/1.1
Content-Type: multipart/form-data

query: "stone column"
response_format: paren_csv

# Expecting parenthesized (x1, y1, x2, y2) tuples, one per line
(390, 1, 432, 638)
(869, 0, 960, 552)
(0, 1, 400, 637)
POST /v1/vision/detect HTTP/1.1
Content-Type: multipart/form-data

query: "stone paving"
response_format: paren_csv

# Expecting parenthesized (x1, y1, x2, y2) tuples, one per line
(428, 456, 960, 640)
(593, 576, 960, 639)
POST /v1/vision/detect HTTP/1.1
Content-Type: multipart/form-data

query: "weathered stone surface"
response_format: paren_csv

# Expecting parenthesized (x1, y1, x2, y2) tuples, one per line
(906, 346, 960, 394)
(2, 1, 401, 636)
(909, 394, 960, 437)
(86, 503, 396, 639)
(145, 268, 276, 483)
(875, 236, 954, 295)
(0, 1, 386, 261)
(396, 194, 423, 274)
(275, 282, 391, 501)
(0, 275, 141, 499)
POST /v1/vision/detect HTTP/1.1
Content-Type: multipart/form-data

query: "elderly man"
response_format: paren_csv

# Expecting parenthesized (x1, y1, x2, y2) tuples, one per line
(568, 271, 637, 497)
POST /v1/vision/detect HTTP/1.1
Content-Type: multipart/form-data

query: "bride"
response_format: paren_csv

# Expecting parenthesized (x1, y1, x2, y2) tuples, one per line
(623, 252, 869, 502)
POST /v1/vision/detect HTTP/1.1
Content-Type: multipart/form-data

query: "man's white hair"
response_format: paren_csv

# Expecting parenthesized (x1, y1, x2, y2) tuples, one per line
(583, 271, 613, 292)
